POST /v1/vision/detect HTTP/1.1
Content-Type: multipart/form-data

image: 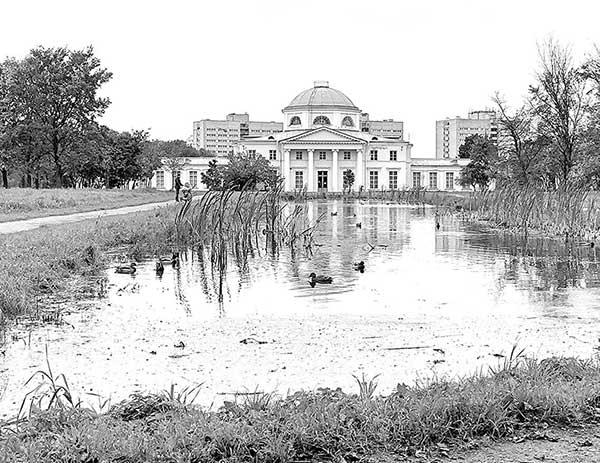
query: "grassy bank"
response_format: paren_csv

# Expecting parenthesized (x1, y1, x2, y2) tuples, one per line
(1, 354, 599, 461)
(0, 187, 173, 223)
(0, 203, 182, 324)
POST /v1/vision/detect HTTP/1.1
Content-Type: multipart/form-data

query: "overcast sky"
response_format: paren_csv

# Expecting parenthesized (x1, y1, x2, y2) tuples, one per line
(1, 0, 598, 156)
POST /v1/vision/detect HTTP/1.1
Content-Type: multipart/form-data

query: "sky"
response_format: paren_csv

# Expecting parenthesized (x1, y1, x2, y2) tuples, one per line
(0, 0, 599, 157)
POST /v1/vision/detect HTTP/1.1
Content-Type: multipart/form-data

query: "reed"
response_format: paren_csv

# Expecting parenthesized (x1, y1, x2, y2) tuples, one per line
(176, 184, 322, 302)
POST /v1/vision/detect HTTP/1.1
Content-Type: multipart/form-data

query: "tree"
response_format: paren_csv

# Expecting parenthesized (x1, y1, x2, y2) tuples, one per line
(529, 39, 591, 185)
(343, 169, 355, 192)
(2, 46, 112, 187)
(201, 159, 224, 190)
(223, 151, 281, 190)
(458, 135, 498, 190)
(493, 93, 550, 186)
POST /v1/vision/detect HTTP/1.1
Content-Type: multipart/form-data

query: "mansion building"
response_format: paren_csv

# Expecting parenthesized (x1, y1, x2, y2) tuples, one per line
(152, 81, 469, 192)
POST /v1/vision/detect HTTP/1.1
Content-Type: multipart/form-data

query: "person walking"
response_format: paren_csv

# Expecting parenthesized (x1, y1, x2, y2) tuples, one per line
(174, 175, 182, 202)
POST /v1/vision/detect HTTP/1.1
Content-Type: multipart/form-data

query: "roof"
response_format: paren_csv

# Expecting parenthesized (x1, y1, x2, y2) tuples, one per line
(284, 81, 359, 111)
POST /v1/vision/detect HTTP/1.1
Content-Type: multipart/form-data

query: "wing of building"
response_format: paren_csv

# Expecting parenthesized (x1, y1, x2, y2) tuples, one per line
(152, 81, 471, 192)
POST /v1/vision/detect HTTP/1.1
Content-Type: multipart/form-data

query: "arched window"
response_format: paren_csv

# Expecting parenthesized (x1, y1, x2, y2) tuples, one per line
(341, 116, 354, 127)
(289, 116, 301, 126)
(313, 116, 331, 125)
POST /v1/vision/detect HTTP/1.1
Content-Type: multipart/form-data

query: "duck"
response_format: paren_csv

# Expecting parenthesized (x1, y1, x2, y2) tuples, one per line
(353, 261, 365, 272)
(308, 272, 333, 284)
(356, 222, 362, 228)
(330, 212, 338, 216)
(155, 261, 164, 275)
(115, 263, 136, 274)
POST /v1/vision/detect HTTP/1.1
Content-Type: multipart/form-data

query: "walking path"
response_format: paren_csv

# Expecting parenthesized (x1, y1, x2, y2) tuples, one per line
(0, 199, 177, 235)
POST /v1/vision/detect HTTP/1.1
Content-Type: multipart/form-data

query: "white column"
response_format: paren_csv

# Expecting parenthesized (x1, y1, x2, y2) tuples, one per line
(308, 149, 315, 192)
(283, 149, 291, 191)
(332, 149, 339, 192)
(356, 149, 364, 190)
(381, 166, 387, 190)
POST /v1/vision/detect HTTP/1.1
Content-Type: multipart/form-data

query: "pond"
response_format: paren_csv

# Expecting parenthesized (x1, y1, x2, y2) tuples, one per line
(2, 199, 600, 418)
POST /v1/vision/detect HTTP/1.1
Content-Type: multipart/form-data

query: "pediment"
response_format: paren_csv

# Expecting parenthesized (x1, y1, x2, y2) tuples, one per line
(280, 127, 365, 144)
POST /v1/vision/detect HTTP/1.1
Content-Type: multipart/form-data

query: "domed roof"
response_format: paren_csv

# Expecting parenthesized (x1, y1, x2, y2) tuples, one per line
(284, 81, 358, 111)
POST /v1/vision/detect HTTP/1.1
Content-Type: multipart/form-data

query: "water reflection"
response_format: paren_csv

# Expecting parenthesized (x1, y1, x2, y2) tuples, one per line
(2, 199, 600, 418)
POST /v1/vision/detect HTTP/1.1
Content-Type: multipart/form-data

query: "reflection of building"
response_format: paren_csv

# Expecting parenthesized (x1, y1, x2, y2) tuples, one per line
(192, 113, 283, 156)
(435, 110, 498, 159)
(153, 82, 470, 191)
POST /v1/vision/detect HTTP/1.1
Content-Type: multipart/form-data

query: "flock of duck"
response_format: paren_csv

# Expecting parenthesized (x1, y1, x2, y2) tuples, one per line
(115, 253, 180, 276)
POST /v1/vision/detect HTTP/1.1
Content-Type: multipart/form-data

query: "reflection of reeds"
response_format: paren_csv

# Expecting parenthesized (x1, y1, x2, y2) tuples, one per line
(176, 185, 321, 303)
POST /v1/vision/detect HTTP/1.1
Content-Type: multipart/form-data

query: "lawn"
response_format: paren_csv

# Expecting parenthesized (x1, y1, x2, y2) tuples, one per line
(0, 188, 173, 223)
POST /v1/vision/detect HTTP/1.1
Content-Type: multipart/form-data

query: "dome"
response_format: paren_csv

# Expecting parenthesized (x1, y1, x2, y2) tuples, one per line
(284, 81, 358, 111)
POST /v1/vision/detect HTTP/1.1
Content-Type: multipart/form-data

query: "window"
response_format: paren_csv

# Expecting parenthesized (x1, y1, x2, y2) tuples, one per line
(390, 150, 397, 161)
(156, 170, 164, 189)
(370, 150, 378, 161)
(313, 116, 331, 125)
(319, 151, 327, 160)
(343, 151, 351, 160)
(445, 172, 454, 190)
(289, 116, 301, 126)
(269, 150, 277, 160)
(295, 151, 303, 160)
(369, 171, 379, 189)
(389, 171, 398, 189)
(412, 172, 421, 188)
(388, 170, 398, 190)
(429, 172, 438, 189)
(295, 171, 304, 189)
(189, 171, 198, 188)
(248, 149, 256, 155)
(341, 116, 354, 127)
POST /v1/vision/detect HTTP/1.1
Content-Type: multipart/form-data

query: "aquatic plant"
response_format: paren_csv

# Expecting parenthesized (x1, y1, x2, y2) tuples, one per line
(176, 183, 323, 302)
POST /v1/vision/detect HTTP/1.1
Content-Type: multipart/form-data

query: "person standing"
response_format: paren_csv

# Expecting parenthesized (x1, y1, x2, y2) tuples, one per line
(174, 175, 182, 202)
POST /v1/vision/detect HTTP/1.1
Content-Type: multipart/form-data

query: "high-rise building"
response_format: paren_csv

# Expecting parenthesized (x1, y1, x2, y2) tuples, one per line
(192, 113, 283, 156)
(360, 113, 404, 139)
(435, 110, 498, 159)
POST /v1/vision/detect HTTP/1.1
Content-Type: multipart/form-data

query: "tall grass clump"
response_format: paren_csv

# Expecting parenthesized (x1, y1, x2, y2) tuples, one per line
(3, 355, 600, 462)
(176, 184, 322, 301)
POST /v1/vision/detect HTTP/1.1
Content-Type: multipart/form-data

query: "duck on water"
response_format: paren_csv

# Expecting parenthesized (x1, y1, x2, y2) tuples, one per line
(308, 272, 333, 286)
(115, 263, 136, 274)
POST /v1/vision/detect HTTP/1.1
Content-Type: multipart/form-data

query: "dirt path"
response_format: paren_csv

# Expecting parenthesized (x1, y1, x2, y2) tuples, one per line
(0, 199, 176, 235)
(438, 425, 600, 462)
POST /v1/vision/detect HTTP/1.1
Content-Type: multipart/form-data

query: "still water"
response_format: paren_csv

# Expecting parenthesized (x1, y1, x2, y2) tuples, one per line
(2, 200, 600, 418)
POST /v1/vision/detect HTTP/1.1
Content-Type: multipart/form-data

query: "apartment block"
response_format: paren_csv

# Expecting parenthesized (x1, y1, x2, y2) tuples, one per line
(192, 113, 283, 156)
(435, 110, 498, 159)
(360, 113, 404, 139)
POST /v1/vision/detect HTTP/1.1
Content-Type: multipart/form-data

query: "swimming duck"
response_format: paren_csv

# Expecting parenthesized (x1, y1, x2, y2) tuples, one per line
(115, 263, 136, 274)
(353, 261, 365, 272)
(156, 261, 164, 275)
(356, 222, 362, 228)
(331, 212, 338, 216)
(308, 272, 333, 284)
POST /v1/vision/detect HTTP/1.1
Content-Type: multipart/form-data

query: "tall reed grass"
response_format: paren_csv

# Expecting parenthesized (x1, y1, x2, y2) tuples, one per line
(176, 184, 322, 302)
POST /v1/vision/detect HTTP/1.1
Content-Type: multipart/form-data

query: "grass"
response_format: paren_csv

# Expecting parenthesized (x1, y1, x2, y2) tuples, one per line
(2, 353, 600, 462)
(0, 203, 182, 324)
(0, 187, 173, 223)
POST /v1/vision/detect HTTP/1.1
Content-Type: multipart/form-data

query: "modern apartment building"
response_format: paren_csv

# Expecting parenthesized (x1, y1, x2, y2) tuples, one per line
(360, 113, 404, 139)
(192, 113, 283, 156)
(435, 110, 498, 159)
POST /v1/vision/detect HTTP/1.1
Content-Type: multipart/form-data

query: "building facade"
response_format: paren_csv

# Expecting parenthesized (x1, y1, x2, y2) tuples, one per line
(192, 113, 283, 156)
(153, 82, 469, 192)
(435, 110, 498, 159)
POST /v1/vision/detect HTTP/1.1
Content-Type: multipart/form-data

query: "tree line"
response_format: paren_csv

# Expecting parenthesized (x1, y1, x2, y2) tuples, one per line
(0, 46, 208, 189)
(459, 39, 600, 191)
